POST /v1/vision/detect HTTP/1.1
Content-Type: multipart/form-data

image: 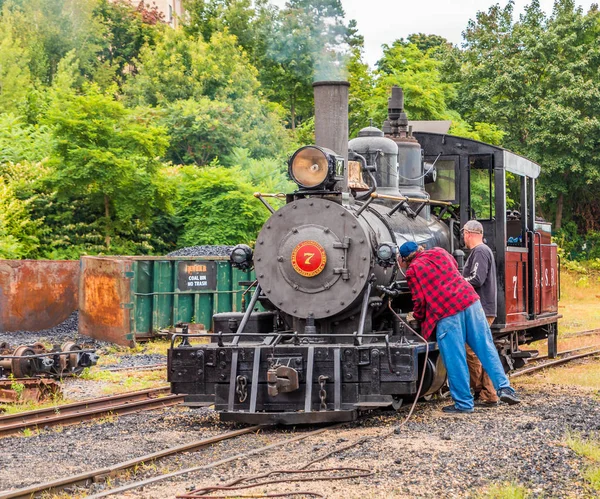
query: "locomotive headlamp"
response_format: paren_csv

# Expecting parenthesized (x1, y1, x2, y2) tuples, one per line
(289, 146, 344, 190)
(230, 244, 253, 270)
(376, 242, 398, 268)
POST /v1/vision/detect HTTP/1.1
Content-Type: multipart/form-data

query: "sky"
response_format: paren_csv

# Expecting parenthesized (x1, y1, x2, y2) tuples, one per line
(269, 0, 597, 67)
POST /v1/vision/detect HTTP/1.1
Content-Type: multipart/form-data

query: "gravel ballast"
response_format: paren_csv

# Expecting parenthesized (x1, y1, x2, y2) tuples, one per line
(0, 383, 598, 498)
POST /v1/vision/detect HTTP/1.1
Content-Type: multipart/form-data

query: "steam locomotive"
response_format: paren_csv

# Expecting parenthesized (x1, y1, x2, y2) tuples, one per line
(168, 83, 560, 424)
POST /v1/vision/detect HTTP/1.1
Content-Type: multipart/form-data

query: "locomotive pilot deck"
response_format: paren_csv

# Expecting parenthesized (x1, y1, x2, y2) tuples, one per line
(169, 333, 436, 425)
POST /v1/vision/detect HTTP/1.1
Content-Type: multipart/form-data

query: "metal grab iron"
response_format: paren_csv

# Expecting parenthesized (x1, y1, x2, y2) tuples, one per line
(267, 365, 300, 397)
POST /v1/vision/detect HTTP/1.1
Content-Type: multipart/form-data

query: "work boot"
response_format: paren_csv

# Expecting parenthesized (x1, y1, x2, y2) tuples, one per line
(475, 399, 499, 407)
(497, 387, 521, 405)
(441, 404, 474, 414)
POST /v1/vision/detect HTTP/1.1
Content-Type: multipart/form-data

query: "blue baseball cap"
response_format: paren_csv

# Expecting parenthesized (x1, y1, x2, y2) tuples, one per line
(399, 241, 418, 258)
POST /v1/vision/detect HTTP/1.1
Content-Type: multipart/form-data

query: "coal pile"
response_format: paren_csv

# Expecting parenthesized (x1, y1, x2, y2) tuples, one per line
(1, 311, 86, 346)
(167, 246, 234, 257)
(0, 311, 108, 349)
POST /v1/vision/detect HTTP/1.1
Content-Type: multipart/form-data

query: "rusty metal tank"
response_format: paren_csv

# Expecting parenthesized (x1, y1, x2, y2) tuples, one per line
(0, 260, 79, 332)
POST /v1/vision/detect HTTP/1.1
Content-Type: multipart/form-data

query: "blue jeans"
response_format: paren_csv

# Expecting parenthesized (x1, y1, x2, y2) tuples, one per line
(436, 301, 512, 411)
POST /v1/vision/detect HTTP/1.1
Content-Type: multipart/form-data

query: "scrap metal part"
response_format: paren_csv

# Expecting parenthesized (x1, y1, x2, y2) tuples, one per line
(0, 342, 98, 380)
(0, 378, 62, 404)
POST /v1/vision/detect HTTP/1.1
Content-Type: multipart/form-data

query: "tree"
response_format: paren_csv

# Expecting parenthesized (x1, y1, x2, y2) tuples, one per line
(226, 147, 294, 194)
(347, 40, 374, 137)
(175, 165, 270, 245)
(45, 83, 172, 249)
(458, 0, 600, 230)
(163, 98, 242, 165)
(0, 12, 32, 114)
(182, 0, 275, 65)
(1, 0, 105, 85)
(403, 33, 452, 54)
(0, 178, 40, 258)
(93, 0, 163, 86)
(0, 114, 53, 164)
(126, 29, 288, 163)
(373, 42, 457, 124)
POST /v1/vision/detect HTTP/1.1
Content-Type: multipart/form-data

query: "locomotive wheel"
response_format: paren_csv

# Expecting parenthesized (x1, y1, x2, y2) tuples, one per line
(11, 346, 37, 378)
(59, 342, 82, 375)
(392, 396, 404, 411)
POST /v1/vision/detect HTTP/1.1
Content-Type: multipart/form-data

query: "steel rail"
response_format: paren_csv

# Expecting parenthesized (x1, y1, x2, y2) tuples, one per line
(563, 328, 600, 338)
(84, 424, 340, 499)
(534, 344, 600, 362)
(510, 349, 600, 378)
(100, 362, 167, 372)
(0, 426, 261, 499)
(0, 386, 180, 437)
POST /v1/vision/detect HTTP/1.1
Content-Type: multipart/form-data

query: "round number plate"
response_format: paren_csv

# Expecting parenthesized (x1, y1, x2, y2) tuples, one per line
(291, 240, 327, 277)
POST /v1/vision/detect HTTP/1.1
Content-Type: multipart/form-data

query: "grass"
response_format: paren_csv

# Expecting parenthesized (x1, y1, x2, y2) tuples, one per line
(79, 367, 166, 395)
(95, 353, 121, 367)
(0, 395, 65, 415)
(21, 427, 39, 438)
(566, 433, 600, 494)
(513, 349, 600, 392)
(101, 337, 171, 358)
(557, 270, 600, 335)
(512, 269, 600, 391)
(481, 483, 530, 499)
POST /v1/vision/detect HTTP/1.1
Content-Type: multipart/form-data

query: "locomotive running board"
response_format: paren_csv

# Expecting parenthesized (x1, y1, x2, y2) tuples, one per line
(219, 409, 358, 425)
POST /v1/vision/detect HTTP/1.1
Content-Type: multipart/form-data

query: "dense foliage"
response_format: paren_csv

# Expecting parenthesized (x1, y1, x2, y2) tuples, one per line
(0, 0, 598, 259)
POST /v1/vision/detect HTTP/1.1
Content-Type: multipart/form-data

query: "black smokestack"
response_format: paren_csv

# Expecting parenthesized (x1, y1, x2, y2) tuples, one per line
(313, 81, 349, 191)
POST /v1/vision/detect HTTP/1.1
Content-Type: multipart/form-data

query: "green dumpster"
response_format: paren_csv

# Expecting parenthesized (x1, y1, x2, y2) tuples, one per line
(79, 256, 258, 346)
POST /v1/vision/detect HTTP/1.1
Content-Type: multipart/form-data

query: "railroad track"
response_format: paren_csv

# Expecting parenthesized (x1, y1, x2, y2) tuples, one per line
(0, 425, 261, 499)
(0, 423, 347, 499)
(535, 344, 600, 362)
(562, 327, 600, 338)
(0, 386, 182, 438)
(100, 362, 167, 372)
(511, 346, 600, 378)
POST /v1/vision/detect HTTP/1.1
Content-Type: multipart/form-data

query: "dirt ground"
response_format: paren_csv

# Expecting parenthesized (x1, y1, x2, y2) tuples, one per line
(3, 359, 597, 499)
(120, 376, 597, 499)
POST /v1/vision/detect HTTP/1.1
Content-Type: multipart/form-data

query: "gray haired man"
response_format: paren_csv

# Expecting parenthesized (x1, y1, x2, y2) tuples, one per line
(462, 220, 500, 406)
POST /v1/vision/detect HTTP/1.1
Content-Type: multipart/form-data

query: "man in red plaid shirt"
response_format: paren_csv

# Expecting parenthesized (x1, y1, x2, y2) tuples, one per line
(400, 241, 520, 413)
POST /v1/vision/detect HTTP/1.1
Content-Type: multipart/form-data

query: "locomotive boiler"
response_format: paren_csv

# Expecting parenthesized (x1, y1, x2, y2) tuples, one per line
(168, 82, 559, 424)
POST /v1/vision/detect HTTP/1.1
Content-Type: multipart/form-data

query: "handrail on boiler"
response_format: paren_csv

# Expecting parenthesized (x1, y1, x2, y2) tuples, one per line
(369, 192, 452, 206)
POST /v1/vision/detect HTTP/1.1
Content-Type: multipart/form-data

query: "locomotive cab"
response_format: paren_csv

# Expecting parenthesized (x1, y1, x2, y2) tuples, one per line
(415, 132, 561, 368)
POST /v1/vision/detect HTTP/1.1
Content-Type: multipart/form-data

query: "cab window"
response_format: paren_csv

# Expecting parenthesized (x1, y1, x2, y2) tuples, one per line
(425, 159, 456, 202)
(469, 155, 494, 220)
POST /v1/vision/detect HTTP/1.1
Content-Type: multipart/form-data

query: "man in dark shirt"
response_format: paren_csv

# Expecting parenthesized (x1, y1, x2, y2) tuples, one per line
(462, 220, 499, 406)
(399, 241, 520, 413)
